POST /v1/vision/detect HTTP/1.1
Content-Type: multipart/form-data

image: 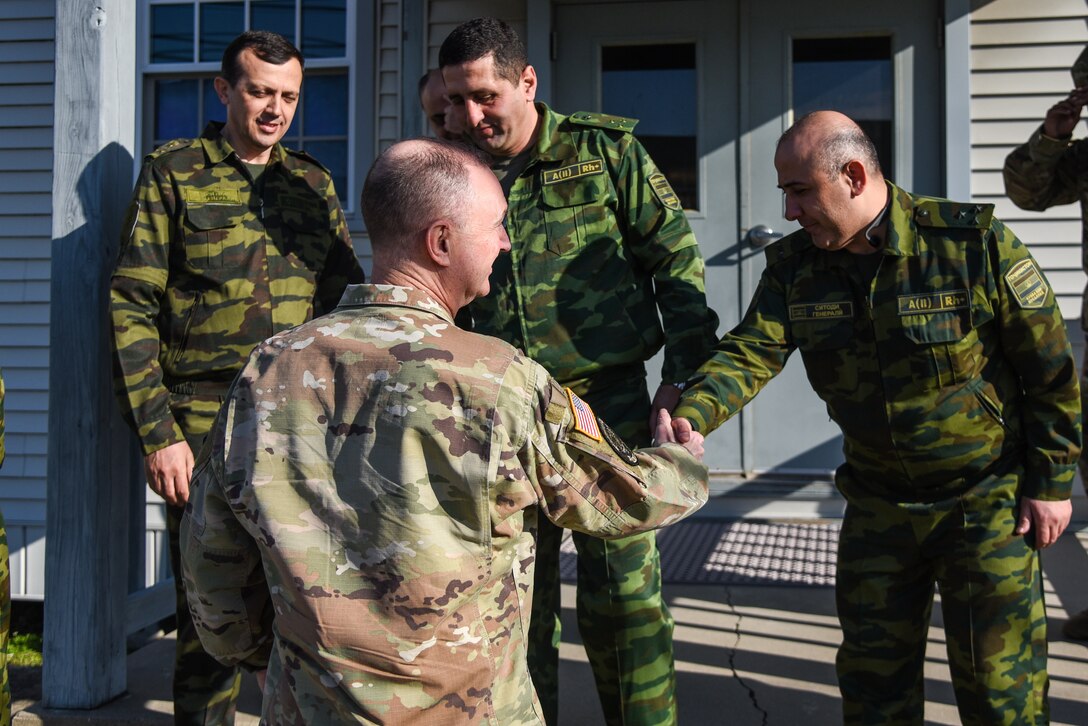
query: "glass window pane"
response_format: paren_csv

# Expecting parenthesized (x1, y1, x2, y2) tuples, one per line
(202, 78, 226, 128)
(251, 0, 296, 39)
(302, 140, 348, 202)
(200, 2, 245, 63)
(793, 37, 893, 179)
(602, 44, 697, 210)
(302, 73, 348, 135)
(301, 0, 346, 58)
(151, 4, 194, 63)
(154, 79, 199, 144)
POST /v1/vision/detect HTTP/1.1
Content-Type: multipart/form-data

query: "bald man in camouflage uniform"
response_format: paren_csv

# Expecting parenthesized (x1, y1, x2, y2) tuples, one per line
(440, 18, 719, 725)
(181, 138, 709, 724)
(1003, 44, 1088, 644)
(676, 111, 1080, 724)
(110, 31, 363, 724)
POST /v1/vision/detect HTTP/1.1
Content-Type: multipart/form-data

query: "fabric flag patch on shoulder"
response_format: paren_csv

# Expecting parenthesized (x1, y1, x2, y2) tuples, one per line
(565, 388, 602, 441)
(649, 173, 682, 211)
(1005, 258, 1049, 309)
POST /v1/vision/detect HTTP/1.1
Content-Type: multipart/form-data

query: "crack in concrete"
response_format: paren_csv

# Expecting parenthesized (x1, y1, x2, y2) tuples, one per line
(725, 586, 769, 725)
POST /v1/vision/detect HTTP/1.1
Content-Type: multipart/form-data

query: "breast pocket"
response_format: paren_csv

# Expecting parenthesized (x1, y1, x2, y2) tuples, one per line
(539, 171, 614, 256)
(183, 204, 247, 269)
(793, 314, 859, 397)
(901, 302, 992, 388)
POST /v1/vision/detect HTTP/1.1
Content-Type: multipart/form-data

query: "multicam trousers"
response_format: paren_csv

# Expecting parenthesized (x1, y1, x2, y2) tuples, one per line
(528, 374, 677, 726)
(835, 466, 1049, 725)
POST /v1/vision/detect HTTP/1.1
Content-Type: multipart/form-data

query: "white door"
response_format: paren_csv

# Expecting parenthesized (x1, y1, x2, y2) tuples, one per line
(554, 0, 942, 480)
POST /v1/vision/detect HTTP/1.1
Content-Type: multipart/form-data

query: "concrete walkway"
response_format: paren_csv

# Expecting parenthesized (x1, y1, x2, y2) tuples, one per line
(12, 527, 1088, 725)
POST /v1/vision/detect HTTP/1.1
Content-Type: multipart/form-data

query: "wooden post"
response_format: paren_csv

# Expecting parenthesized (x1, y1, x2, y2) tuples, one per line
(44, 0, 139, 708)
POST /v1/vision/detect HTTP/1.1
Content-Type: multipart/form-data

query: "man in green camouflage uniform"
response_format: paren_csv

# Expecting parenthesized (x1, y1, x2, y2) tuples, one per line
(439, 18, 719, 725)
(180, 138, 709, 724)
(675, 111, 1081, 725)
(110, 31, 363, 725)
(1003, 44, 1088, 644)
(0, 369, 9, 725)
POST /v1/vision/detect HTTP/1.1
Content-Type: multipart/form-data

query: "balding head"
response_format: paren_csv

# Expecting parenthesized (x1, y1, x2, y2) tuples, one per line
(775, 111, 889, 254)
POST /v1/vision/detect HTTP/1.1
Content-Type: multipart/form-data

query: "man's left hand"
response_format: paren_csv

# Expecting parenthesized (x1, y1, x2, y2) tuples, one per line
(648, 383, 683, 434)
(1015, 497, 1072, 549)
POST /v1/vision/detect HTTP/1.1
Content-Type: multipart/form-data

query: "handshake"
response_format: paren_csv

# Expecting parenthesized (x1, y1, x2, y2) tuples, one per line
(651, 410, 704, 461)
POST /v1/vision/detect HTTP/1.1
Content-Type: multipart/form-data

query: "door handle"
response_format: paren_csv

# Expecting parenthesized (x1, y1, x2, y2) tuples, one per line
(745, 225, 784, 248)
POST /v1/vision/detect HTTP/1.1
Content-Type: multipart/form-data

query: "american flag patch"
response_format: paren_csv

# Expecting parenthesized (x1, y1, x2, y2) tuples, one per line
(565, 388, 602, 441)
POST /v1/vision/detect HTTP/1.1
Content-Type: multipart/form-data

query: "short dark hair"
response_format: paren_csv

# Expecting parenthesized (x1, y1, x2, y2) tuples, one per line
(362, 139, 491, 251)
(438, 17, 526, 85)
(778, 112, 883, 180)
(221, 30, 304, 86)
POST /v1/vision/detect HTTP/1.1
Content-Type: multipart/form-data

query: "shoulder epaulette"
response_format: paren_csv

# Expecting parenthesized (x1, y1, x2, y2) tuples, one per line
(913, 199, 994, 230)
(284, 147, 331, 175)
(568, 111, 638, 134)
(144, 137, 192, 161)
(764, 230, 810, 266)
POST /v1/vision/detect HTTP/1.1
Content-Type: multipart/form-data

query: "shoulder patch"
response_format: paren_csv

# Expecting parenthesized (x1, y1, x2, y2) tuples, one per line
(285, 147, 331, 175)
(565, 388, 602, 441)
(600, 419, 639, 466)
(913, 200, 994, 230)
(649, 173, 682, 211)
(145, 137, 192, 161)
(1004, 258, 1050, 309)
(568, 111, 638, 134)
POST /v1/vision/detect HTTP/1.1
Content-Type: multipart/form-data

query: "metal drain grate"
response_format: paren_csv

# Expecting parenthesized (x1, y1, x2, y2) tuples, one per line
(559, 520, 839, 587)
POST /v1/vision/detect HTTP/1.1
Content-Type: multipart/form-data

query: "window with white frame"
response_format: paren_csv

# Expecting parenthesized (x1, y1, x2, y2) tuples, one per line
(140, 0, 353, 206)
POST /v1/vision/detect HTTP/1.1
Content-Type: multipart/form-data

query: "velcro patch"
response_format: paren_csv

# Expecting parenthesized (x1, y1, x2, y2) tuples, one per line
(601, 419, 638, 466)
(897, 290, 969, 315)
(184, 189, 242, 205)
(566, 388, 602, 441)
(649, 173, 682, 211)
(789, 302, 854, 321)
(1005, 258, 1049, 309)
(543, 159, 604, 185)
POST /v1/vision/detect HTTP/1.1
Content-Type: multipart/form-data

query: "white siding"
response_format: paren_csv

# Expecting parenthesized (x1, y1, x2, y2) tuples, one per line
(378, 0, 403, 152)
(970, 0, 1088, 320)
(426, 0, 526, 68)
(0, 0, 54, 600)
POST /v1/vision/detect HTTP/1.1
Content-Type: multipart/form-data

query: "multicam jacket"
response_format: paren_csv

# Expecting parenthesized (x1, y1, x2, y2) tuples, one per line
(675, 182, 1081, 503)
(465, 103, 719, 389)
(1003, 125, 1088, 329)
(181, 284, 708, 725)
(110, 122, 364, 454)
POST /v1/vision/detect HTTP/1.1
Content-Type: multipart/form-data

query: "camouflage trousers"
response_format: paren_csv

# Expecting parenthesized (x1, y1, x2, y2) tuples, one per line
(168, 393, 242, 725)
(528, 374, 677, 726)
(0, 510, 10, 726)
(1079, 337, 1088, 491)
(835, 465, 1049, 725)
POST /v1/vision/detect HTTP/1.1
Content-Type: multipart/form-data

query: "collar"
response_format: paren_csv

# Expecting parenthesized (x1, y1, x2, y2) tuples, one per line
(335, 284, 455, 325)
(882, 180, 921, 258)
(199, 121, 288, 168)
(530, 103, 577, 164)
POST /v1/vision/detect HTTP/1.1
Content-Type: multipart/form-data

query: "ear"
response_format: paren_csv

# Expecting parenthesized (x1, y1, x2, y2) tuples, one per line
(424, 221, 454, 268)
(843, 160, 868, 197)
(521, 65, 538, 102)
(213, 76, 231, 106)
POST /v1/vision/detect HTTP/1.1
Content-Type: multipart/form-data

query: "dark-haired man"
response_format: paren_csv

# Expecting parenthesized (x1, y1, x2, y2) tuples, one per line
(675, 110, 1081, 724)
(439, 16, 719, 726)
(110, 30, 363, 724)
(180, 137, 709, 724)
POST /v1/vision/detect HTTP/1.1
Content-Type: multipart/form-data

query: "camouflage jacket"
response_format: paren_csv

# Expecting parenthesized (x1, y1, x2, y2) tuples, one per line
(675, 182, 1081, 503)
(181, 284, 708, 725)
(110, 122, 364, 454)
(464, 103, 719, 389)
(1003, 125, 1088, 329)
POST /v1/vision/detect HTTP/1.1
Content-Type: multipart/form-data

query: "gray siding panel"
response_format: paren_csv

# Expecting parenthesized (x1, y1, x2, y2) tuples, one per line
(0, 2, 53, 599)
(970, 0, 1088, 321)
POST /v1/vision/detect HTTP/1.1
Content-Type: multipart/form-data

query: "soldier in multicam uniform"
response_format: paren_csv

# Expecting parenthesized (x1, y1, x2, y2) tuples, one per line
(674, 111, 1081, 724)
(0, 369, 9, 724)
(110, 30, 363, 724)
(439, 18, 720, 725)
(179, 138, 709, 725)
(1003, 44, 1088, 644)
